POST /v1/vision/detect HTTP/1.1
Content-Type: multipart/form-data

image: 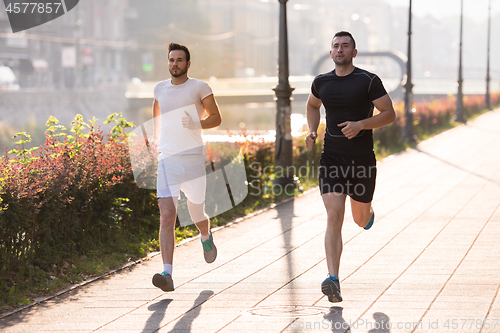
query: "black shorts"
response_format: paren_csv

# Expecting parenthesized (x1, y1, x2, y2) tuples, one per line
(319, 152, 377, 203)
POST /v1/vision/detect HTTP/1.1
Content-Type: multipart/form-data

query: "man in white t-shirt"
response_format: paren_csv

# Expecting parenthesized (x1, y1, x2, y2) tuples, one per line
(150, 43, 222, 292)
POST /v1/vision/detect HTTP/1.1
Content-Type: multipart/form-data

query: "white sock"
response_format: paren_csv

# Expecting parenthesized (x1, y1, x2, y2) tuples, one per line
(163, 264, 172, 275)
(201, 231, 210, 242)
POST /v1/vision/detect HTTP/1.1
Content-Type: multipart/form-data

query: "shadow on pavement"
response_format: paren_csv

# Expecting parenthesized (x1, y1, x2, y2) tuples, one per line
(0, 307, 29, 329)
(276, 199, 298, 304)
(323, 308, 392, 333)
(323, 306, 349, 333)
(367, 312, 391, 333)
(167, 290, 214, 332)
(141, 299, 173, 333)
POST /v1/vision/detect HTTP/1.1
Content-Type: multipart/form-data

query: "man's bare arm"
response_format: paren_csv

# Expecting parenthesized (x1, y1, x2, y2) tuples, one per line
(152, 99, 161, 150)
(338, 94, 396, 139)
(200, 94, 222, 129)
(306, 93, 322, 149)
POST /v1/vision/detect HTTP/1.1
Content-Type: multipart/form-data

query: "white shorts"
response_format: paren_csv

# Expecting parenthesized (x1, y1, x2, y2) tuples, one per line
(156, 153, 206, 204)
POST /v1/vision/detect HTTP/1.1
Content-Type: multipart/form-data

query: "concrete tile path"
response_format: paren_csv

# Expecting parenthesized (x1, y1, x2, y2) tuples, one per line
(2, 109, 500, 333)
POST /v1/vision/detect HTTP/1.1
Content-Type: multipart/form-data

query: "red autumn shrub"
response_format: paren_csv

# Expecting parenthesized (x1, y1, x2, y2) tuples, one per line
(0, 114, 158, 279)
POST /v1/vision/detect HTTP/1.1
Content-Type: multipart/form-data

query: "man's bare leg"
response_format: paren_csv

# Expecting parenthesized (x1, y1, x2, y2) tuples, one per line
(322, 192, 346, 302)
(158, 197, 178, 268)
(187, 200, 210, 236)
(152, 197, 178, 292)
(188, 200, 217, 263)
(350, 198, 374, 229)
(322, 192, 347, 277)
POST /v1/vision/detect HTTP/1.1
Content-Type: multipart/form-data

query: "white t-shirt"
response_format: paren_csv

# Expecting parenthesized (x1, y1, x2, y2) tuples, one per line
(153, 78, 213, 156)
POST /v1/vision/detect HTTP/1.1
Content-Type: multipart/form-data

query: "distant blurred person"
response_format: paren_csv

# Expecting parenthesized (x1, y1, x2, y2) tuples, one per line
(305, 31, 396, 302)
(150, 43, 222, 292)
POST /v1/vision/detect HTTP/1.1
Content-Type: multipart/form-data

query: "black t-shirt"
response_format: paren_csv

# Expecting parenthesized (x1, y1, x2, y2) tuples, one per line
(311, 67, 387, 156)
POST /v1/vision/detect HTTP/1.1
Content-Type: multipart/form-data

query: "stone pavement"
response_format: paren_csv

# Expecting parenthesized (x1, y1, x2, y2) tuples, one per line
(2, 109, 500, 333)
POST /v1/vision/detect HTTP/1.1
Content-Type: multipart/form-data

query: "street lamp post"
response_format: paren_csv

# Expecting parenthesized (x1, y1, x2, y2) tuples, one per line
(403, 0, 415, 144)
(74, 1, 82, 89)
(455, 0, 466, 123)
(486, 0, 492, 110)
(273, 0, 295, 186)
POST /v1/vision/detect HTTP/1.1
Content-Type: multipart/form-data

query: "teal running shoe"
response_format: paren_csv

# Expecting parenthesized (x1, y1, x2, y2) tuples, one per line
(201, 233, 217, 263)
(152, 271, 174, 292)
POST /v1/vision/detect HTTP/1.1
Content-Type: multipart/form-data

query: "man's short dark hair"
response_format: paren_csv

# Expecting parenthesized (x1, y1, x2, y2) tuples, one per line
(332, 31, 356, 50)
(168, 43, 190, 62)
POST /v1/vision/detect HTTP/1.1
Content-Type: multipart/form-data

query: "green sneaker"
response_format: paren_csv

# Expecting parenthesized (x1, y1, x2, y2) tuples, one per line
(201, 233, 217, 263)
(152, 271, 174, 292)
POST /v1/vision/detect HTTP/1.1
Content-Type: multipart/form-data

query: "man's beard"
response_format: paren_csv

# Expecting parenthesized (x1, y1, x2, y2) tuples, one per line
(333, 56, 350, 66)
(169, 66, 188, 77)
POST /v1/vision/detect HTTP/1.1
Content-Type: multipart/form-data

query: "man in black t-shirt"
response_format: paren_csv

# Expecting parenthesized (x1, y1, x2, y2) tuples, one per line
(306, 31, 396, 303)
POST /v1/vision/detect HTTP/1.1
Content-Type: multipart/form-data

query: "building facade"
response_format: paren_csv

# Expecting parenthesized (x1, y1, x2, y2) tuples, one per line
(0, 0, 133, 89)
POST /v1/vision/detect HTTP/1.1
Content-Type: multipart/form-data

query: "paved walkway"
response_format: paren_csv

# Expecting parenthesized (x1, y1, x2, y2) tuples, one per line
(2, 109, 500, 333)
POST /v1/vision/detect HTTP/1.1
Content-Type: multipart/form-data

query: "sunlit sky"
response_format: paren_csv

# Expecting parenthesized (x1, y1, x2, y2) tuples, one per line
(384, 0, 500, 22)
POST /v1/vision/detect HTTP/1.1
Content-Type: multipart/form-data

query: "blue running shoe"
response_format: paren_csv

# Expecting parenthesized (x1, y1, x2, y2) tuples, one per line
(364, 212, 375, 230)
(321, 275, 342, 303)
